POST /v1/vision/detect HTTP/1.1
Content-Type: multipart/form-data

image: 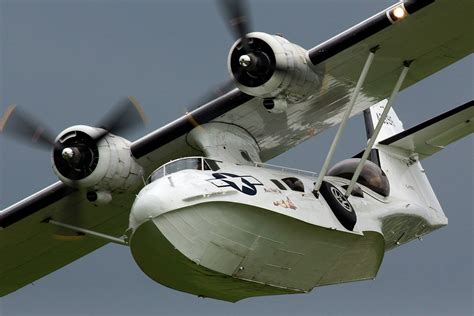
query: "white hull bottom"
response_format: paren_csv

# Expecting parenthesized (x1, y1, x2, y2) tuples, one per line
(129, 202, 384, 302)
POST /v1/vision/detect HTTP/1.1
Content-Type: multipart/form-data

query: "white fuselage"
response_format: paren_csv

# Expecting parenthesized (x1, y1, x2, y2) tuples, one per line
(127, 157, 447, 302)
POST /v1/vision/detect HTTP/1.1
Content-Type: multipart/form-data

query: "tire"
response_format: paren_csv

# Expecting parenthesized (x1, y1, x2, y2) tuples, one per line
(319, 181, 357, 231)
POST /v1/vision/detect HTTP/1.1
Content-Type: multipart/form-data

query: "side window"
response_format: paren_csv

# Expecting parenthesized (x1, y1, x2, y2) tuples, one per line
(270, 179, 286, 190)
(204, 159, 221, 171)
(282, 177, 304, 192)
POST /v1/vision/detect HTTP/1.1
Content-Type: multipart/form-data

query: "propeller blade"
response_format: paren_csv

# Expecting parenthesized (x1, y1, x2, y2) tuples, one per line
(0, 105, 57, 150)
(217, 0, 252, 50)
(185, 78, 237, 113)
(94, 96, 148, 141)
(52, 190, 86, 240)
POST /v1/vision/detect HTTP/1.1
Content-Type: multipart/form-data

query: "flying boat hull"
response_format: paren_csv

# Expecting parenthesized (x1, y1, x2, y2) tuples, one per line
(129, 186, 384, 301)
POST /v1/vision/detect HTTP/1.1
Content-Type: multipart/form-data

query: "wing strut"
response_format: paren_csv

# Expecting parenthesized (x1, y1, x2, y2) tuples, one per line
(345, 61, 411, 197)
(45, 218, 129, 246)
(313, 48, 378, 194)
(362, 109, 380, 166)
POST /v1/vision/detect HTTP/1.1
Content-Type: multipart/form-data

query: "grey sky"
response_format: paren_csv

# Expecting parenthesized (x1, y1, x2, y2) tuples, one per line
(0, 0, 472, 315)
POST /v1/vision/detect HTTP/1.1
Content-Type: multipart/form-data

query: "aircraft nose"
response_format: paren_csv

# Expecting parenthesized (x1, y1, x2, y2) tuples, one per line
(129, 184, 165, 231)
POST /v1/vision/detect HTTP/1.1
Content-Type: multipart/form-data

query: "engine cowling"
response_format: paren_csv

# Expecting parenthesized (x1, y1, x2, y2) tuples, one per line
(52, 125, 144, 192)
(228, 32, 321, 103)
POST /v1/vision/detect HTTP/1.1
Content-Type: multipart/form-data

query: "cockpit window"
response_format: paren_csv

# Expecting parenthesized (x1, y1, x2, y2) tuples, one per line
(165, 158, 202, 175)
(148, 166, 164, 183)
(282, 177, 304, 192)
(327, 158, 390, 197)
(147, 157, 203, 184)
(147, 157, 223, 184)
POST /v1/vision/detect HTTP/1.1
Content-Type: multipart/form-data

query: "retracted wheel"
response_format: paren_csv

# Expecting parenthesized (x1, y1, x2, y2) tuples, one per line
(320, 181, 357, 231)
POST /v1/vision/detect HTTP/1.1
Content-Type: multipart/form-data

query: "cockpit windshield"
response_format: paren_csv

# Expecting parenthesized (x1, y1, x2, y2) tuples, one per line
(165, 158, 202, 175)
(147, 157, 219, 184)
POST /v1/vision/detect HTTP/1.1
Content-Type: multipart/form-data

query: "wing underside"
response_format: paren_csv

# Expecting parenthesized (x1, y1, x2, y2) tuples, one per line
(135, 0, 473, 168)
(0, 186, 134, 297)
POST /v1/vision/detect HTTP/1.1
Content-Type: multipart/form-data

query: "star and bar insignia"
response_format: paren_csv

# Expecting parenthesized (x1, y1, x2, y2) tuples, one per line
(207, 173, 263, 196)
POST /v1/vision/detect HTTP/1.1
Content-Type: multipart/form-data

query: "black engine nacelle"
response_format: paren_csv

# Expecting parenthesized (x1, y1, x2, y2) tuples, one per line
(228, 32, 321, 103)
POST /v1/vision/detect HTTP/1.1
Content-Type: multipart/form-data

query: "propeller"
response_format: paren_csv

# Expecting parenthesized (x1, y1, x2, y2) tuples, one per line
(0, 105, 57, 150)
(95, 96, 148, 142)
(182, 0, 253, 114)
(1, 97, 147, 237)
(218, 0, 281, 88)
(218, 0, 252, 52)
(181, 0, 281, 127)
(0, 96, 147, 154)
(185, 78, 237, 114)
(184, 0, 261, 117)
(52, 191, 87, 240)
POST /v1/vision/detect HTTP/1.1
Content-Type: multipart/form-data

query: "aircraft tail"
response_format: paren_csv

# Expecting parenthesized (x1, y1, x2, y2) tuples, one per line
(365, 100, 406, 145)
(366, 100, 473, 214)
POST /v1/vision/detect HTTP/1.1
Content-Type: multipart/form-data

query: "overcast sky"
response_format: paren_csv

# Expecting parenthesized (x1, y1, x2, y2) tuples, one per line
(0, 1, 472, 315)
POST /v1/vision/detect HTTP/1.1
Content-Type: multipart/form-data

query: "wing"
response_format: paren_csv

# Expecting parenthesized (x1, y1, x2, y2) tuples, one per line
(379, 100, 473, 159)
(0, 183, 134, 296)
(132, 0, 473, 168)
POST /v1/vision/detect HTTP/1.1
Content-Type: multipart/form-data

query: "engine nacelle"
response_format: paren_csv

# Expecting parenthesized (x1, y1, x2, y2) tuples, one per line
(228, 32, 321, 103)
(52, 125, 144, 192)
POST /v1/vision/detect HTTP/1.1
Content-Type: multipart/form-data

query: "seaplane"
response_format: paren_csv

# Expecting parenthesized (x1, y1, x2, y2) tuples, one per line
(0, 0, 472, 302)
